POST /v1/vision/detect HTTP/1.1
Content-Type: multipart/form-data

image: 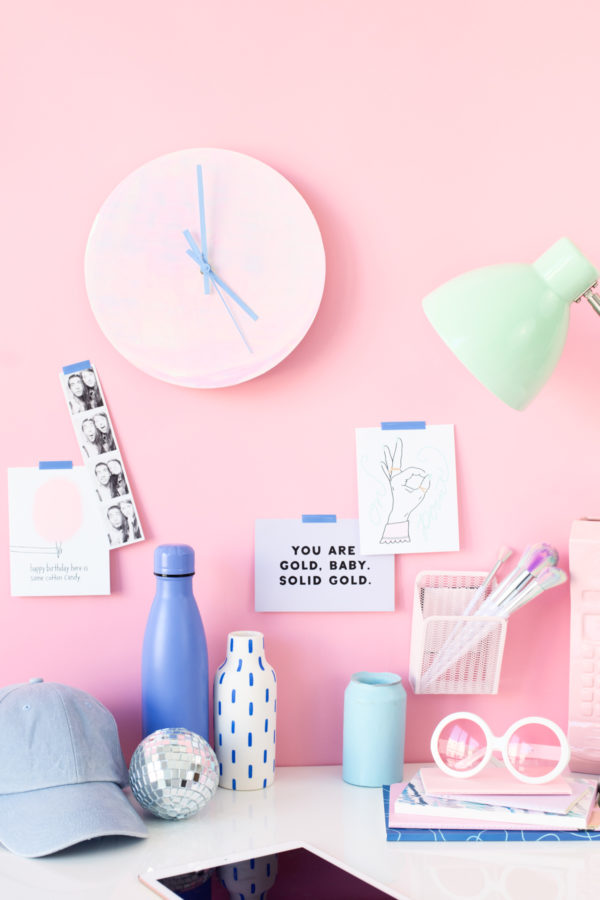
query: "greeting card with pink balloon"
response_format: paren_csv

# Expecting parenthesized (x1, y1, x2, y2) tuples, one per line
(7, 464, 110, 596)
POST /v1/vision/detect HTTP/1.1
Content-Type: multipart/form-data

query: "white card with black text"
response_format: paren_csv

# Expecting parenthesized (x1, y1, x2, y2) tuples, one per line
(255, 518, 394, 612)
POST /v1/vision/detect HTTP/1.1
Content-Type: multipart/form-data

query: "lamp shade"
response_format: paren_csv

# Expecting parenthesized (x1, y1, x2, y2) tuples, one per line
(422, 238, 598, 410)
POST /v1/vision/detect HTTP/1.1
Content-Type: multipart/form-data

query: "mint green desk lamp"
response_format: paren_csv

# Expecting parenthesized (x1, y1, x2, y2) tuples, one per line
(422, 238, 600, 409)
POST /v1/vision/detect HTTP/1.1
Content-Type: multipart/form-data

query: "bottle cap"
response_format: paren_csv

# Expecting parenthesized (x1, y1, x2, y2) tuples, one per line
(154, 544, 195, 576)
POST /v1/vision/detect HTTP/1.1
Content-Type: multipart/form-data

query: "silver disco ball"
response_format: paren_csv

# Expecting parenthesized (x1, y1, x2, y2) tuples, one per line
(129, 728, 219, 820)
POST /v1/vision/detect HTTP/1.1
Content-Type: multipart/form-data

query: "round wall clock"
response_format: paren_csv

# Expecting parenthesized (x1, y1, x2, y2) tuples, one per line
(84, 149, 326, 387)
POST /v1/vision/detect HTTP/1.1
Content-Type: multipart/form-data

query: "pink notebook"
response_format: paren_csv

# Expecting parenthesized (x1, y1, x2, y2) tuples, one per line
(389, 784, 526, 829)
(387, 783, 562, 830)
(388, 781, 597, 831)
(420, 766, 571, 796)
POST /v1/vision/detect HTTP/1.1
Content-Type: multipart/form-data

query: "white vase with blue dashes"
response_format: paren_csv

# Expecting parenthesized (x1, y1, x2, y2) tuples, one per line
(214, 630, 277, 790)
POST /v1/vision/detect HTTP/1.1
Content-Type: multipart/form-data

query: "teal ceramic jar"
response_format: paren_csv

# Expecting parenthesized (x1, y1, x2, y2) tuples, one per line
(342, 672, 406, 787)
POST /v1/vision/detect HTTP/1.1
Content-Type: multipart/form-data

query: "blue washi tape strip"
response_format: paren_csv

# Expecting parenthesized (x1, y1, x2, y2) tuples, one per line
(39, 461, 73, 469)
(381, 421, 426, 430)
(62, 360, 91, 375)
(302, 514, 337, 523)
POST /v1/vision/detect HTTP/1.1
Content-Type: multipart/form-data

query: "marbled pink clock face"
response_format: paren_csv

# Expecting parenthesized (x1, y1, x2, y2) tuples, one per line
(85, 149, 326, 387)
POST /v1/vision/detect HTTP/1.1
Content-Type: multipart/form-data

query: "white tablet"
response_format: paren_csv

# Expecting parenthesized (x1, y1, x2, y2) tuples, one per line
(139, 842, 404, 899)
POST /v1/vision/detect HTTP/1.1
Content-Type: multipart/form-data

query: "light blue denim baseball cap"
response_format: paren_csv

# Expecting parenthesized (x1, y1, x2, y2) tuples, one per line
(0, 678, 147, 857)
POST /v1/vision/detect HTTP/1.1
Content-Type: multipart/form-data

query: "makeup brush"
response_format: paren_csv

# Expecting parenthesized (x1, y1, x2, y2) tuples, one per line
(483, 542, 559, 612)
(467, 544, 514, 615)
(423, 565, 567, 688)
(430, 542, 555, 672)
(501, 566, 567, 616)
(421, 545, 513, 687)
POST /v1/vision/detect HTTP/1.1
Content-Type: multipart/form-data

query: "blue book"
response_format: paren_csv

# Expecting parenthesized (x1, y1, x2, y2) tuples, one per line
(382, 786, 600, 842)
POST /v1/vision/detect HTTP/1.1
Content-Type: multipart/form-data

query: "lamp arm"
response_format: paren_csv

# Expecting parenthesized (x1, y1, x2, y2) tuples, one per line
(580, 286, 600, 316)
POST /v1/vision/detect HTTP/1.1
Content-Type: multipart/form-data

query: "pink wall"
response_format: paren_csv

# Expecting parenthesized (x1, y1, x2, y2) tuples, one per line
(2, 0, 599, 765)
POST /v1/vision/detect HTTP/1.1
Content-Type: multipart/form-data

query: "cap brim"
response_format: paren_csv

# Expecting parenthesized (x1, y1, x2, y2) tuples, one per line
(0, 781, 147, 857)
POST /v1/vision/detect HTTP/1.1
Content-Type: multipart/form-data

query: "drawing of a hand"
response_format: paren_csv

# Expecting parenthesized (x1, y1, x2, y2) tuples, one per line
(380, 439, 430, 543)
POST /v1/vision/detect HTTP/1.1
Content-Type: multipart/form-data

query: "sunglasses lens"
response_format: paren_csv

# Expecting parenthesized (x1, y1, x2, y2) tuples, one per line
(507, 722, 563, 779)
(436, 717, 488, 773)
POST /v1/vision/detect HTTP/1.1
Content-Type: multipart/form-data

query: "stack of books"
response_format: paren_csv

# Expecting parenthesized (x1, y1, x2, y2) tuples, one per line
(383, 766, 600, 842)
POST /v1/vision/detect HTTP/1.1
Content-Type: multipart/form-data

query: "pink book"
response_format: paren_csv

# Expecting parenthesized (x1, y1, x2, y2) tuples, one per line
(420, 766, 571, 796)
(387, 783, 552, 830)
(389, 779, 598, 831)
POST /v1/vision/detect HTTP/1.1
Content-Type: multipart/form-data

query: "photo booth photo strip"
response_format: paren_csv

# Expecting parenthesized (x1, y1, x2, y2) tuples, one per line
(59, 361, 144, 549)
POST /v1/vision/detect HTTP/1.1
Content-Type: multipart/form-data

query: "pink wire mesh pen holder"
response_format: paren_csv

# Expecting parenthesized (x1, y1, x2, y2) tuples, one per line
(409, 571, 507, 694)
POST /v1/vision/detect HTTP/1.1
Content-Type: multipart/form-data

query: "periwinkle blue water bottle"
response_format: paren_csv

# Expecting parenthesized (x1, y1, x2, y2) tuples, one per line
(142, 544, 209, 741)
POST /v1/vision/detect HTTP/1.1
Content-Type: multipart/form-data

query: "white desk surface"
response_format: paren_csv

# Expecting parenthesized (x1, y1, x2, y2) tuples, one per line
(1, 764, 599, 899)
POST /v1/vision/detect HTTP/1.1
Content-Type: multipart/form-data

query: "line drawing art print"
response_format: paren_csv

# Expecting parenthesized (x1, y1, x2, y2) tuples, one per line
(380, 438, 431, 545)
(355, 425, 460, 556)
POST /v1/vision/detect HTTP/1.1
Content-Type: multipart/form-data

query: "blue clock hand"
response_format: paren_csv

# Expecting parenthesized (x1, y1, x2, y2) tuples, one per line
(183, 232, 254, 352)
(211, 276, 253, 354)
(196, 165, 210, 295)
(183, 230, 209, 272)
(209, 270, 259, 322)
(183, 231, 259, 320)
